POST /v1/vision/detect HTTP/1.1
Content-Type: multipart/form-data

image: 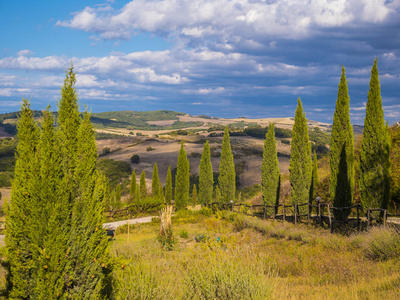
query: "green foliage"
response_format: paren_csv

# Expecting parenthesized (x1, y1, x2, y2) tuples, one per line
(289, 98, 312, 211)
(115, 184, 122, 209)
(359, 59, 391, 211)
(244, 125, 292, 139)
(140, 171, 147, 200)
(0, 138, 15, 187)
(6, 67, 110, 299)
(192, 184, 198, 205)
(151, 163, 160, 196)
(389, 124, 400, 207)
(96, 158, 132, 190)
(130, 154, 140, 164)
(330, 66, 354, 219)
(199, 141, 214, 205)
(165, 166, 173, 204)
(214, 185, 221, 202)
(219, 127, 236, 203)
(129, 170, 137, 205)
(310, 150, 319, 203)
(175, 142, 190, 210)
(262, 123, 280, 212)
(6, 99, 40, 298)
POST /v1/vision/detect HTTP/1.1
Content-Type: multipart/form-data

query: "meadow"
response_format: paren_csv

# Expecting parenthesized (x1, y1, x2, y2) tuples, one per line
(109, 209, 400, 299)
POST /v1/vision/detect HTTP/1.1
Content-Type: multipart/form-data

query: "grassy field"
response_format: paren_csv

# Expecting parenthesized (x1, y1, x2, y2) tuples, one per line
(108, 210, 400, 299)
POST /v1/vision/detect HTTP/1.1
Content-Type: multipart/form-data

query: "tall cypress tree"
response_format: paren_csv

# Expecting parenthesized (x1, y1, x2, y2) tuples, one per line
(214, 185, 221, 202)
(175, 142, 189, 210)
(310, 150, 319, 204)
(6, 99, 40, 298)
(129, 170, 137, 205)
(152, 163, 160, 196)
(219, 127, 235, 203)
(192, 184, 198, 206)
(115, 184, 122, 209)
(199, 141, 213, 205)
(140, 171, 147, 200)
(359, 58, 391, 211)
(165, 166, 173, 204)
(289, 98, 312, 213)
(330, 66, 354, 218)
(104, 176, 111, 210)
(262, 123, 280, 214)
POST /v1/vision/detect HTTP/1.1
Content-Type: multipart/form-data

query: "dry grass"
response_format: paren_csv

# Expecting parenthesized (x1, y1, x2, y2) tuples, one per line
(109, 210, 400, 299)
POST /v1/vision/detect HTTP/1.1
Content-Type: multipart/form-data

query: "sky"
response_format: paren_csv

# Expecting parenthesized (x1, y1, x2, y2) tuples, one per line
(0, 0, 399, 124)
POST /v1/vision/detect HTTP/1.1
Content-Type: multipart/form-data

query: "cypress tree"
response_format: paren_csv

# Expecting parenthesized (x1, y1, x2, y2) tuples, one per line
(192, 184, 198, 206)
(140, 171, 147, 200)
(135, 183, 140, 205)
(110, 190, 116, 210)
(359, 58, 391, 211)
(330, 66, 354, 219)
(66, 110, 110, 298)
(289, 98, 312, 213)
(115, 184, 122, 209)
(310, 150, 319, 204)
(129, 170, 137, 205)
(199, 140, 213, 205)
(219, 127, 236, 203)
(165, 166, 173, 204)
(35, 108, 66, 299)
(159, 183, 164, 203)
(262, 123, 280, 215)
(6, 99, 40, 298)
(175, 142, 189, 210)
(104, 178, 111, 211)
(214, 185, 221, 202)
(152, 163, 160, 196)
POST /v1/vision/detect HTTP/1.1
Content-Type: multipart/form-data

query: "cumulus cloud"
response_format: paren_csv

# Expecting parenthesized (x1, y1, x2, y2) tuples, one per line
(56, 0, 396, 47)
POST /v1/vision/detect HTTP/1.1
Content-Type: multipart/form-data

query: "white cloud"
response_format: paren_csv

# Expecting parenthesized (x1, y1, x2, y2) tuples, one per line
(56, 0, 396, 48)
(17, 49, 34, 56)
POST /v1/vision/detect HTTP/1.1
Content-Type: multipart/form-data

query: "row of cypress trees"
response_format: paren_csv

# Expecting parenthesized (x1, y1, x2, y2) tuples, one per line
(261, 59, 390, 218)
(6, 67, 110, 299)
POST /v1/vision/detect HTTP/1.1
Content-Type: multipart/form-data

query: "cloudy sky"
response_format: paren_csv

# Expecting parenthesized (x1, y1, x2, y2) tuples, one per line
(1, 0, 399, 124)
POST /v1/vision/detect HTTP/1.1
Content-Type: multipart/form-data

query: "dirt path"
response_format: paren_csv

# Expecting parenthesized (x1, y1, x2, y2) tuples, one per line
(0, 216, 157, 245)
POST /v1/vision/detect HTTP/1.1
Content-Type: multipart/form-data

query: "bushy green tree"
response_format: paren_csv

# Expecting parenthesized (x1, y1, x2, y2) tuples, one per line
(152, 163, 160, 196)
(330, 66, 354, 219)
(129, 170, 136, 205)
(199, 141, 213, 205)
(289, 98, 312, 213)
(219, 127, 235, 203)
(165, 166, 173, 204)
(104, 176, 111, 210)
(140, 171, 147, 200)
(175, 142, 189, 210)
(359, 59, 391, 211)
(262, 123, 280, 214)
(159, 183, 164, 203)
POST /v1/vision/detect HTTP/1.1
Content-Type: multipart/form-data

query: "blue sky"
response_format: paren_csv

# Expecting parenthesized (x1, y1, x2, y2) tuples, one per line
(1, 0, 399, 124)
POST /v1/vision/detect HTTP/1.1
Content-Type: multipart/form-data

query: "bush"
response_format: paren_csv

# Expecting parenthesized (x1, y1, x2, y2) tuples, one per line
(130, 155, 140, 164)
(281, 139, 290, 145)
(102, 147, 111, 155)
(146, 146, 155, 151)
(179, 230, 189, 239)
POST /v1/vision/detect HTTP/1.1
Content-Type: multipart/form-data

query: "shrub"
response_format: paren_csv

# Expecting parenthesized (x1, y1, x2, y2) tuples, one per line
(102, 147, 111, 155)
(179, 230, 189, 239)
(130, 155, 140, 164)
(146, 146, 155, 151)
(281, 139, 290, 145)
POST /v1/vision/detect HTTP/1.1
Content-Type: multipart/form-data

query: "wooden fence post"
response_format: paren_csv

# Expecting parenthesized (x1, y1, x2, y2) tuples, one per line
(307, 203, 311, 225)
(294, 204, 297, 225)
(328, 205, 333, 233)
(283, 205, 285, 222)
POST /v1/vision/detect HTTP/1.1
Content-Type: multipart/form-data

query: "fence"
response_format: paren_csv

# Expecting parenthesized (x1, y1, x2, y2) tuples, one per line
(205, 200, 397, 232)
